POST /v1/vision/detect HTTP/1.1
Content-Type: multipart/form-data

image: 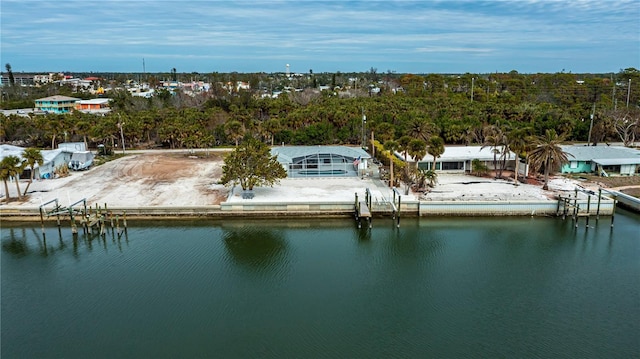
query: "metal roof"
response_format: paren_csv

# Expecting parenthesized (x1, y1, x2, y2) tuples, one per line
(593, 158, 640, 165)
(271, 146, 371, 163)
(561, 145, 640, 163)
(0, 144, 69, 169)
(77, 98, 111, 105)
(35, 95, 81, 102)
(417, 146, 516, 162)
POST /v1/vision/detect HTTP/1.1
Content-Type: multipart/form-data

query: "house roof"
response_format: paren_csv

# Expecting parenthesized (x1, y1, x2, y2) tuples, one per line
(271, 146, 371, 163)
(561, 145, 640, 163)
(35, 95, 81, 102)
(0, 144, 66, 168)
(77, 98, 110, 105)
(593, 158, 640, 166)
(416, 145, 516, 162)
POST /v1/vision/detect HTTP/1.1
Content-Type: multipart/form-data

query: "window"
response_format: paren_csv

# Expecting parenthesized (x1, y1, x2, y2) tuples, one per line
(442, 162, 463, 170)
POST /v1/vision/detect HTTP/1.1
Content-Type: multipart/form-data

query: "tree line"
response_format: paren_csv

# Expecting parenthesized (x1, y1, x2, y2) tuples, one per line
(1, 68, 639, 151)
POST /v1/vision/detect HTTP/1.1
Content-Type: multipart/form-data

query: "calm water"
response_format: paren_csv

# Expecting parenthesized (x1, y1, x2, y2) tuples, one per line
(2, 211, 639, 358)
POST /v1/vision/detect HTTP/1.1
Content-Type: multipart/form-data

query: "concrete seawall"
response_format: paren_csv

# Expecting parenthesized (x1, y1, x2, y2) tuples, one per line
(0, 197, 617, 221)
(609, 191, 640, 212)
(420, 198, 616, 216)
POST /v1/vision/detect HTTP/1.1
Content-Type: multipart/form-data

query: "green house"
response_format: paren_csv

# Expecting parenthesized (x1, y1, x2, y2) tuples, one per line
(561, 145, 640, 176)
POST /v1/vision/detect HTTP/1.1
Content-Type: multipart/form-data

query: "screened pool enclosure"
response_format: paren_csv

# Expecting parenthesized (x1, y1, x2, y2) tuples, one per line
(271, 146, 371, 178)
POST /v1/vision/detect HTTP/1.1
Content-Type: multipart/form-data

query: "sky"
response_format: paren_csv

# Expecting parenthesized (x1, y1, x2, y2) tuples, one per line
(1, 0, 639, 74)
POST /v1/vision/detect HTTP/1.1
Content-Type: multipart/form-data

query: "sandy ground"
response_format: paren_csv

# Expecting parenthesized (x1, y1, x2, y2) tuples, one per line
(2, 152, 228, 207)
(0, 151, 604, 208)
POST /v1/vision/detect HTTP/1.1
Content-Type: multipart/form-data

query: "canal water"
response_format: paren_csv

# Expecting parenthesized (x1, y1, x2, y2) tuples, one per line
(2, 211, 639, 358)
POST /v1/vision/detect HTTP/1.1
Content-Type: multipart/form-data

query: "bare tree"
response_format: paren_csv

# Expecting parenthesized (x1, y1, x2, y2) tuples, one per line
(608, 108, 640, 147)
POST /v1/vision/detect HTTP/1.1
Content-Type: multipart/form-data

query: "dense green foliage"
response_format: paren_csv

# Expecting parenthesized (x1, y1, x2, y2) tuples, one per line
(1, 69, 639, 151)
(220, 136, 287, 191)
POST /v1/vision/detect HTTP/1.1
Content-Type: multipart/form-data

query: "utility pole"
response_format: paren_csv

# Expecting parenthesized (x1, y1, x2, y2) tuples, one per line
(361, 107, 367, 149)
(587, 103, 596, 145)
(471, 77, 475, 102)
(611, 73, 615, 109)
(117, 114, 126, 154)
(626, 79, 631, 108)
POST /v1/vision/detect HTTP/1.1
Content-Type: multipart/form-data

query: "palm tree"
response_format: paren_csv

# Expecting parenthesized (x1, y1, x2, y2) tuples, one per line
(262, 118, 281, 146)
(481, 125, 506, 178)
(383, 140, 399, 188)
(507, 128, 530, 185)
(408, 139, 427, 170)
(397, 135, 412, 163)
(0, 155, 24, 201)
(0, 158, 12, 201)
(528, 129, 571, 190)
(407, 116, 434, 141)
(416, 168, 438, 189)
(225, 120, 245, 147)
(427, 136, 445, 171)
(21, 148, 44, 195)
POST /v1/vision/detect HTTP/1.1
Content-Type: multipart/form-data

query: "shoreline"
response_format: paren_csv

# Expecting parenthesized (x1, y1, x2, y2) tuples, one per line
(1, 195, 622, 222)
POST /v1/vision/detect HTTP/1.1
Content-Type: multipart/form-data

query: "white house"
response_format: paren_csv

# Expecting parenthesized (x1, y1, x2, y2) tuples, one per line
(412, 145, 518, 173)
(0, 144, 75, 180)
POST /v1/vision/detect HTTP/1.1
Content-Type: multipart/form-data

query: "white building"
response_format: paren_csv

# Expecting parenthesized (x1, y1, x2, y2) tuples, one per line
(413, 145, 518, 173)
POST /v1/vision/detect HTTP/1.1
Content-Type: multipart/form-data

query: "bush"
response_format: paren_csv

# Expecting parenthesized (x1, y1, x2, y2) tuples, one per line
(472, 159, 488, 176)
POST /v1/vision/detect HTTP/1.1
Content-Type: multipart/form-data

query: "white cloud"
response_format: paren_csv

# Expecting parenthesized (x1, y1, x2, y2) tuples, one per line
(1, 0, 637, 73)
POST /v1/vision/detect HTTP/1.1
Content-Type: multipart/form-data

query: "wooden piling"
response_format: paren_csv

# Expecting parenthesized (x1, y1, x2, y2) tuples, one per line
(39, 207, 45, 235)
(69, 208, 77, 235)
(585, 195, 591, 228)
(611, 195, 617, 227)
(396, 196, 401, 228)
(100, 216, 106, 236)
(116, 215, 121, 236)
(596, 188, 602, 221)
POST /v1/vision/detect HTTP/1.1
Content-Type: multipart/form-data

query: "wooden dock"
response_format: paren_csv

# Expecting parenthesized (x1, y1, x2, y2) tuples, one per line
(354, 188, 401, 229)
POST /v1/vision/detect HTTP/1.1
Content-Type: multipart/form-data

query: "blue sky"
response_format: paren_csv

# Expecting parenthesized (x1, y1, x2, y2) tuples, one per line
(1, 0, 638, 74)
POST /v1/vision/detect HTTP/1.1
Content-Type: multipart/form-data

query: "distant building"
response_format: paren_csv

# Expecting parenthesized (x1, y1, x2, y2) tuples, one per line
(75, 98, 111, 114)
(34, 95, 81, 114)
(1, 73, 35, 86)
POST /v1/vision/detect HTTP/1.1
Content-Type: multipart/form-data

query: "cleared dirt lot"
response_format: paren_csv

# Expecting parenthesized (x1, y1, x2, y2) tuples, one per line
(9, 152, 229, 207)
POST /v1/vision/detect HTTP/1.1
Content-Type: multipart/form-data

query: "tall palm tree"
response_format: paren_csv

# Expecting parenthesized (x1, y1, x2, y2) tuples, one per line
(408, 139, 427, 170)
(0, 157, 12, 201)
(225, 120, 245, 147)
(0, 155, 23, 200)
(407, 117, 434, 141)
(481, 125, 506, 178)
(507, 128, 530, 185)
(21, 148, 44, 195)
(427, 136, 445, 171)
(383, 140, 399, 188)
(262, 118, 281, 146)
(528, 129, 571, 190)
(397, 135, 412, 163)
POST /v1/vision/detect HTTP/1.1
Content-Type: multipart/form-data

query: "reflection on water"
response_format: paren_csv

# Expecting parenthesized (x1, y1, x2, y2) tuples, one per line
(2, 222, 130, 259)
(222, 224, 288, 274)
(1, 212, 639, 358)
